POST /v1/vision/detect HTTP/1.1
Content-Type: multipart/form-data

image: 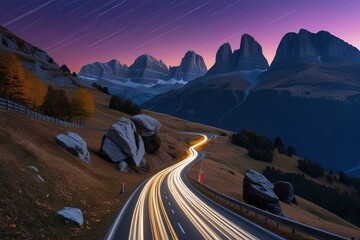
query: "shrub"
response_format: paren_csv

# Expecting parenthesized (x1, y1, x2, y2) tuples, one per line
(142, 134, 161, 154)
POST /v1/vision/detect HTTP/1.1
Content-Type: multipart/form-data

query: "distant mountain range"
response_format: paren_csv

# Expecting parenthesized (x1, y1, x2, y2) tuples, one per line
(144, 29, 360, 177)
(78, 51, 207, 104)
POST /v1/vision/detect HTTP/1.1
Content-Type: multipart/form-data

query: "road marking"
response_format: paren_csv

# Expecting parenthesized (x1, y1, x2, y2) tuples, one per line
(171, 209, 175, 214)
(177, 223, 185, 234)
(165, 196, 168, 199)
(168, 202, 171, 206)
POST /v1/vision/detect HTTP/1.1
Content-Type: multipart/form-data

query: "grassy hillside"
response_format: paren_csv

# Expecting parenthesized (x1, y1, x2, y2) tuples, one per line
(1, 86, 359, 239)
(0, 87, 222, 239)
(189, 136, 360, 238)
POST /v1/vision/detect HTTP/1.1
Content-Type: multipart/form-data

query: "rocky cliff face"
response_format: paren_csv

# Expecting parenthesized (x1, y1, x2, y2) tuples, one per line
(169, 50, 207, 82)
(0, 26, 78, 87)
(271, 29, 360, 69)
(78, 59, 129, 81)
(207, 43, 234, 75)
(234, 34, 269, 71)
(207, 34, 268, 75)
(129, 54, 170, 82)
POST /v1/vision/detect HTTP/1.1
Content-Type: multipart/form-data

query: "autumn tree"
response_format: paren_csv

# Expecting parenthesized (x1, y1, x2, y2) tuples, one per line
(0, 51, 28, 102)
(24, 70, 47, 109)
(71, 88, 95, 124)
(42, 86, 71, 119)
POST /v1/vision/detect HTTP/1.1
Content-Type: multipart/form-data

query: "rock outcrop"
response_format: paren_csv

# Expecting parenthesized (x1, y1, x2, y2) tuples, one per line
(273, 181, 294, 204)
(129, 54, 169, 82)
(207, 34, 268, 75)
(56, 132, 90, 164)
(78, 59, 129, 81)
(234, 34, 269, 71)
(207, 43, 234, 75)
(169, 51, 207, 81)
(243, 170, 283, 215)
(0, 26, 77, 87)
(271, 29, 360, 69)
(105, 118, 145, 166)
(57, 207, 84, 227)
(130, 114, 162, 137)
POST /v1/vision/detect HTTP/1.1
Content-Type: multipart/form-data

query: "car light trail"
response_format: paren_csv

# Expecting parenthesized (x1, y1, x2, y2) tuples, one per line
(128, 134, 258, 240)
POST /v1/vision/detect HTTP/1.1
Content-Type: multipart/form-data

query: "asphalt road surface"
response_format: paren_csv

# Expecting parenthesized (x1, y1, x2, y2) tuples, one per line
(104, 134, 284, 240)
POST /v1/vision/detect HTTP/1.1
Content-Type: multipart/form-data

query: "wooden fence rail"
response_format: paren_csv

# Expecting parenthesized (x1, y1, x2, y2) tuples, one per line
(0, 97, 83, 128)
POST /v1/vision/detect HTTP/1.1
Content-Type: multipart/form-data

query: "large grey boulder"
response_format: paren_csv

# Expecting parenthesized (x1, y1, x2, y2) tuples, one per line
(243, 170, 283, 215)
(107, 118, 145, 166)
(56, 132, 90, 164)
(274, 181, 294, 204)
(57, 207, 84, 227)
(99, 136, 128, 163)
(130, 114, 161, 137)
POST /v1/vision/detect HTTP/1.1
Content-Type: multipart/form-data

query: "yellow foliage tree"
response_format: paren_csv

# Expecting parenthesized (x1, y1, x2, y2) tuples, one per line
(0, 51, 29, 102)
(71, 88, 95, 124)
(24, 70, 47, 109)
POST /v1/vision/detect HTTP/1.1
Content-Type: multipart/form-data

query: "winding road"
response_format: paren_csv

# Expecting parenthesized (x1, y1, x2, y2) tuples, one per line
(103, 134, 284, 240)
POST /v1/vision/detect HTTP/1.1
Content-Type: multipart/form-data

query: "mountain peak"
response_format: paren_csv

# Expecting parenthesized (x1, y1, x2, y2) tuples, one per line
(208, 35, 268, 75)
(271, 29, 360, 69)
(235, 34, 269, 70)
(169, 50, 207, 82)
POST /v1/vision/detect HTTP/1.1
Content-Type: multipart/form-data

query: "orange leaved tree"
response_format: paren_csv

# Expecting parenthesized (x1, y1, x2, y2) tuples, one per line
(0, 51, 29, 103)
(71, 88, 95, 125)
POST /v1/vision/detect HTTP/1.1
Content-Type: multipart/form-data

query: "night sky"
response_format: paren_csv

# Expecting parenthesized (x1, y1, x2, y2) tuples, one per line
(0, 0, 359, 72)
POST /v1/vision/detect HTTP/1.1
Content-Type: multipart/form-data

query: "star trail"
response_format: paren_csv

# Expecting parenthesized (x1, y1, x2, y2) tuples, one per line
(0, 0, 359, 72)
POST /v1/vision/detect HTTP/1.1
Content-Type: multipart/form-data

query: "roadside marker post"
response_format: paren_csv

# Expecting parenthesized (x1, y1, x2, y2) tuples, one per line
(120, 182, 125, 195)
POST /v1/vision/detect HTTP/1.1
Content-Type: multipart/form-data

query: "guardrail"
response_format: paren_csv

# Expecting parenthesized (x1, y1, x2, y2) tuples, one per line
(0, 97, 82, 128)
(187, 176, 354, 240)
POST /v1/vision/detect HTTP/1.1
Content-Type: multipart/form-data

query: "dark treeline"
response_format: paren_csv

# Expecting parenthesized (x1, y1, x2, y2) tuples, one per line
(109, 96, 142, 116)
(230, 129, 273, 162)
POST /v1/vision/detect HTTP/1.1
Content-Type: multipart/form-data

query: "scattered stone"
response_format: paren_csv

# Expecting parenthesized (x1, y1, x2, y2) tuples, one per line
(274, 181, 294, 204)
(56, 132, 90, 164)
(99, 136, 128, 163)
(27, 165, 39, 173)
(243, 169, 283, 215)
(57, 207, 84, 227)
(118, 161, 128, 172)
(37, 175, 45, 182)
(130, 114, 161, 137)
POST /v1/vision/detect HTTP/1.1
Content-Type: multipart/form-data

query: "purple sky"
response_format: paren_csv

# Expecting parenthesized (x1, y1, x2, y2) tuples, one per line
(0, 0, 359, 72)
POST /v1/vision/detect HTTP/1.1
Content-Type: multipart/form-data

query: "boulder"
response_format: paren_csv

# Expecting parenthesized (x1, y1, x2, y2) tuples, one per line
(57, 207, 84, 227)
(107, 118, 145, 166)
(118, 161, 128, 172)
(56, 132, 90, 164)
(274, 181, 294, 204)
(99, 136, 128, 163)
(130, 114, 161, 137)
(243, 170, 283, 215)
